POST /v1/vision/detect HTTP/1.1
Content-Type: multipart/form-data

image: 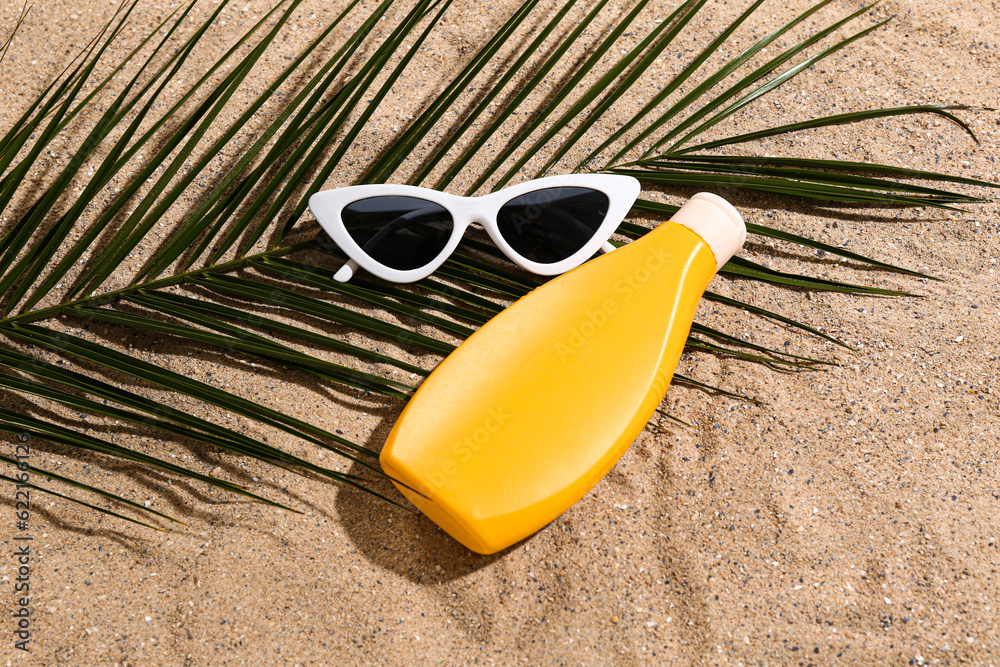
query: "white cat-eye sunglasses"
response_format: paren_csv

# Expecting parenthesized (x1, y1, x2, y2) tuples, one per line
(308, 174, 641, 283)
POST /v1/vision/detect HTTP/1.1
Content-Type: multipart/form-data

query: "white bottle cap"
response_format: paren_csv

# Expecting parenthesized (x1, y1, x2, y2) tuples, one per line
(670, 192, 747, 270)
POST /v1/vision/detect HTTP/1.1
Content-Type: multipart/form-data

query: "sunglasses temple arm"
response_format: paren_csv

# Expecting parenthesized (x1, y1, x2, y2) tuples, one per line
(334, 259, 360, 283)
(600, 241, 615, 254)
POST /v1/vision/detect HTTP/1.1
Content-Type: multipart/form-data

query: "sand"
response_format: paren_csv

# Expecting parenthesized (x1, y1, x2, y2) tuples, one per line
(1, 0, 999, 664)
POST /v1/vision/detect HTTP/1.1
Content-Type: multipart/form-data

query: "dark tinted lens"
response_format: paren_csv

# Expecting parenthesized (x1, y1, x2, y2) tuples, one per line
(496, 187, 610, 264)
(341, 196, 453, 271)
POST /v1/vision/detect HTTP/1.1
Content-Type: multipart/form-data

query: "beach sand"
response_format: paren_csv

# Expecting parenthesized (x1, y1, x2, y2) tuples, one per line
(1, 0, 999, 664)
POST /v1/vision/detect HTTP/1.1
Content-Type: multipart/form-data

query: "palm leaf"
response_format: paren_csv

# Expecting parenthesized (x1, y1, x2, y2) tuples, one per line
(0, 0, 992, 528)
(1, 453, 183, 525)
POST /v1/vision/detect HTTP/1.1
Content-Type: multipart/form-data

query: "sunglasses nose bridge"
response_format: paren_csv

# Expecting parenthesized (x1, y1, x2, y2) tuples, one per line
(453, 198, 492, 230)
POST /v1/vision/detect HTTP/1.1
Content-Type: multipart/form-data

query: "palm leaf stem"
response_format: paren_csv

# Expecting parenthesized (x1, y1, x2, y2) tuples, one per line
(66, 305, 412, 398)
(131, 289, 428, 375)
(255, 257, 477, 338)
(1, 241, 311, 327)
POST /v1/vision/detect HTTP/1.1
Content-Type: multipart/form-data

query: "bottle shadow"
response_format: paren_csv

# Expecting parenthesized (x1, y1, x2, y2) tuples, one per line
(333, 413, 510, 583)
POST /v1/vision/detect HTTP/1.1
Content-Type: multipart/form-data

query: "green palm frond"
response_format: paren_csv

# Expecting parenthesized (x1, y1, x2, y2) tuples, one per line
(0, 0, 994, 529)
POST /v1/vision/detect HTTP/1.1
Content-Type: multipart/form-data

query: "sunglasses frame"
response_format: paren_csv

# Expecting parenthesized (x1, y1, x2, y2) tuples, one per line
(308, 173, 641, 283)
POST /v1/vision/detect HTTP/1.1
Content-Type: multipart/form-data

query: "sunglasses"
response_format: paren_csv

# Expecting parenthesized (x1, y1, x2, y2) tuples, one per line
(308, 174, 641, 283)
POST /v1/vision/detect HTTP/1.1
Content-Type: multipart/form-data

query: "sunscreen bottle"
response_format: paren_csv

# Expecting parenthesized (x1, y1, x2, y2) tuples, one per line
(380, 192, 746, 553)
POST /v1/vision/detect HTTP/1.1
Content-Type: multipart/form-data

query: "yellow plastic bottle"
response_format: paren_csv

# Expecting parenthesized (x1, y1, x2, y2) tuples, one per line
(380, 192, 746, 553)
